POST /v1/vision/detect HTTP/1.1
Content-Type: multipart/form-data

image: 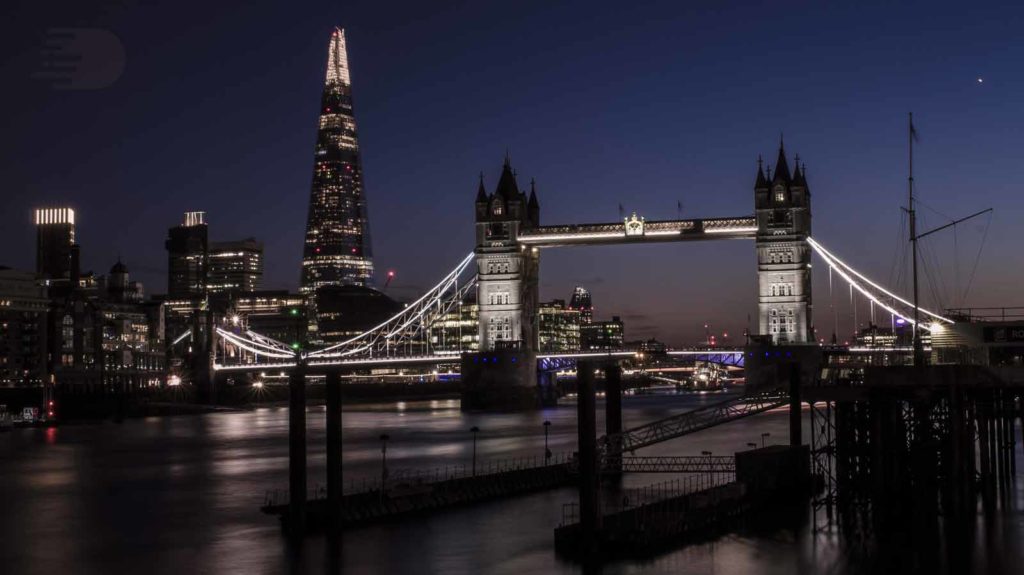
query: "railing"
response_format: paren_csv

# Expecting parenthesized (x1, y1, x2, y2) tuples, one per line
(945, 307, 1024, 322)
(559, 473, 736, 527)
(613, 455, 736, 474)
(263, 452, 575, 505)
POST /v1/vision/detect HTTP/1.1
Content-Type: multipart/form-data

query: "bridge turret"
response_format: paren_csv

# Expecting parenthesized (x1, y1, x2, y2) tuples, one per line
(755, 141, 813, 344)
(474, 157, 539, 352)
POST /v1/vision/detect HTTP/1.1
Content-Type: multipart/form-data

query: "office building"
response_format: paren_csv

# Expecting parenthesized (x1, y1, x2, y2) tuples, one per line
(568, 286, 593, 325)
(581, 316, 625, 350)
(0, 268, 50, 387)
(538, 299, 580, 352)
(166, 211, 209, 298)
(35, 207, 76, 280)
(208, 238, 263, 294)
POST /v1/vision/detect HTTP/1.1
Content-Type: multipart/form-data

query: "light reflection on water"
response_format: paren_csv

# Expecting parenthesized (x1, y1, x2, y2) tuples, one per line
(0, 392, 1020, 574)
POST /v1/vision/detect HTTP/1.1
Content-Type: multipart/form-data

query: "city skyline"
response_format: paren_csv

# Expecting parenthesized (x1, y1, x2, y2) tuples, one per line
(3, 1, 1020, 344)
(3, 4, 1024, 573)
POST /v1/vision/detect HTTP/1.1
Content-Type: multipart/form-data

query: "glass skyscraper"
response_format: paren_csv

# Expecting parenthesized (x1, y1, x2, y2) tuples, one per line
(300, 28, 374, 295)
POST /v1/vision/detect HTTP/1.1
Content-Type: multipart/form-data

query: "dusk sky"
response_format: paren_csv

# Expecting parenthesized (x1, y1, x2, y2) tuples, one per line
(3, 0, 1021, 345)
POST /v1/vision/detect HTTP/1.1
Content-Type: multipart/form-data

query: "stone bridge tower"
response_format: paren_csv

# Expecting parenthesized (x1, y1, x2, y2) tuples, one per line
(474, 157, 540, 352)
(754, 143, 813, 343)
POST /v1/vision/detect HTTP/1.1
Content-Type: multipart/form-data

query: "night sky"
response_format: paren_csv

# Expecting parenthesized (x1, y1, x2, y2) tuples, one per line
(3, 1, 1021, 345)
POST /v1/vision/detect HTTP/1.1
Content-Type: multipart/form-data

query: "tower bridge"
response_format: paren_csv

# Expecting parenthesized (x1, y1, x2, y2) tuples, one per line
(214, 141, 950, 397)
(212, 140, 1004, 542)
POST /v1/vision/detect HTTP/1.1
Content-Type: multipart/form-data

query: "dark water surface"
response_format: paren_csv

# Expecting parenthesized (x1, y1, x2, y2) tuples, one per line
(1, 392, 1022, 574)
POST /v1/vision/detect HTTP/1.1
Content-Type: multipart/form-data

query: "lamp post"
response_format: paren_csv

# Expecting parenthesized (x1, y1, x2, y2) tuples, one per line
(701, 450, 713, 487)
(543, 420, 552, 464)
(379, 433, 390, 486)
(761, 432, 771, 448)
(470, 426, 480, 476)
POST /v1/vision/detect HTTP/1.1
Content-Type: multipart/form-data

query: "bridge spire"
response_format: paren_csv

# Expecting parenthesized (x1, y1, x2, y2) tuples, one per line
(476, 172, 487, 202)
(528, 179, 540, 225)
(755, 155, 767, 189)
(495, 155, 520, 200)
(772, 138, 791, 183)
(792, 156, 806, 187)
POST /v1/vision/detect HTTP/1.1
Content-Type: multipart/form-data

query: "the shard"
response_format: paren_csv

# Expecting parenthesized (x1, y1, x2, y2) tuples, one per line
(300, 28, 374, 295)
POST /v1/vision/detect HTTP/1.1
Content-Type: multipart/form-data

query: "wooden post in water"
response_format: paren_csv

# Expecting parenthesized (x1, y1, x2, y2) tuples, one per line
(789, 363, 802, 447)
(326, 370, 343, 528)
(604, 363, 623, 477)
(576, 361, 601, 553)
(289, 362, 307, 536)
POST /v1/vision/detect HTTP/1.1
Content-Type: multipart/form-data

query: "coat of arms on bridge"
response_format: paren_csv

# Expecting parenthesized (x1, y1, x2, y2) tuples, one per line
(624, 212, 645, 236)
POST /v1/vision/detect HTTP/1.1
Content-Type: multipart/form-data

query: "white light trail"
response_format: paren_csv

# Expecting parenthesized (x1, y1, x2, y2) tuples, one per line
(312, 274, 477, 359)
(246, 330, 295, 353)
(847, 346, 921, 353)
(310, 252, 475, 356)
(666, 350, 744, 356)
(216, 328, 296, 359)
(705, 227, 758, 234)
(539, 351, 636, 360)
(214, 362, 297, 372)
(807, 237, 953, 324)
(171, 329, 192, 346)
(518, 232, 624, 243)
(217, 328, 294, 356)
(809, 240, 933, 332)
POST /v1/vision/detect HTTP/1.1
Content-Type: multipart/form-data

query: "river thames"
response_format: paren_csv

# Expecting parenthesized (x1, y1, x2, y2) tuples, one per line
(1, 391, 1022, 574)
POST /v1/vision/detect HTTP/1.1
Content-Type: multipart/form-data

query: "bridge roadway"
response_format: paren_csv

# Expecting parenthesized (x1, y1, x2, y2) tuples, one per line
(516, 216, 758, 247)
(213, 348, 747, 373)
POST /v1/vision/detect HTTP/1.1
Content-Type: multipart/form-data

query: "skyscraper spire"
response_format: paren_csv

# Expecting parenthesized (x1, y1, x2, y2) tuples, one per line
(301, 27, 375, 299)
(325, 27, 351, 86)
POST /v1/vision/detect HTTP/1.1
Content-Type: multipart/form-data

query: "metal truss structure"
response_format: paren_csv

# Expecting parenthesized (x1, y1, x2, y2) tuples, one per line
(602, 392, 788, 454)
(610, 455, 736, 474)
(810, 401, 837, 526)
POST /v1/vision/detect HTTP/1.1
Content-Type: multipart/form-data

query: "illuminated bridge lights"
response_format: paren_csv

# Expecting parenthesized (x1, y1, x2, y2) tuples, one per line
(806, 236, 953, 330)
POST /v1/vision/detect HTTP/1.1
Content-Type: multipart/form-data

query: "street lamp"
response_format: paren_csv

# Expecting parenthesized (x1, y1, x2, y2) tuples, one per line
(761, 432, 771, 448)
(379, 433, 390, 486)
(470, 426, 480, 476)
(701, 450, 713, 487)
(543, 420, 552, 463)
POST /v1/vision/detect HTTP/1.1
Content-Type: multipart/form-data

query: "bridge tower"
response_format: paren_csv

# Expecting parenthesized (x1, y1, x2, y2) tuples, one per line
(473, 157, 540, 352)
(754, 142, 813, 344)
(462, 157, 540, 410)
